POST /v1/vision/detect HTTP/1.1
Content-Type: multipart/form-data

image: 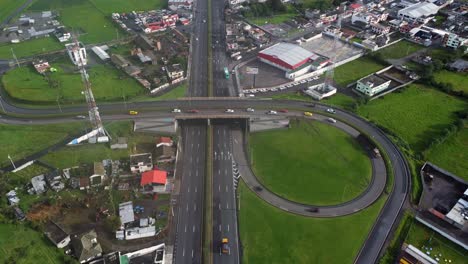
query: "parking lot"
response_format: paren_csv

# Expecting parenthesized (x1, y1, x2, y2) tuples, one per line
(239, 59, 288, 89)
(301, 35, 362, 62)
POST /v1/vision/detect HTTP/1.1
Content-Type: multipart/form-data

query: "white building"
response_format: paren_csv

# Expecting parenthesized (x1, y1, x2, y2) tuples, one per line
(130, 153, 153, 173)
(443, 33, 465, 49)
(397, 2, 439, 24)
(65, 42, 87, 66)
(355, 74, 391, 96)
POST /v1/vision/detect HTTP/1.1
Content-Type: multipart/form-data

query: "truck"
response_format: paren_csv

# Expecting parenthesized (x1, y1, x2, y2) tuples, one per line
(221, 238, 230, 255)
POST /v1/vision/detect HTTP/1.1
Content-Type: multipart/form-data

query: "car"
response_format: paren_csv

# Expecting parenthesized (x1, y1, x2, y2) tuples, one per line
(326, 108, 336, 114)
(327, 118, 337, 123)
(279, 86, 286, 90)
(75, 115, 86, 119)
(203, 19, 206, 23)
(305, 207, 319, 213)
(250, 90, 258, 93)
(307, 78, 313, 82)
(271, 88, 278, 91)
(267, 110, 278, 115)
(225, 109, 235, 113)
(278, 109, 288, 113)
(303, 112, 313, 117)
(129, 110, 139, 115)
(246, 108, 255, 112)
(172, 108, 181, 113)
(246, 94, 255, 97)
(286, 84, 293, 88)
(261, 88, 267, 92)
(293, 82, 299, 86)
(195, 37, 199, 41)
(254, 186, 263, 192)
(314, 76, 320, 80)
(187, 109, 199, 113)
(300, 80, 307, 84)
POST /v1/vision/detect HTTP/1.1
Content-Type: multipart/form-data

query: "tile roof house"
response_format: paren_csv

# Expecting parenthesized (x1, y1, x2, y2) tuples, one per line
(141, 170, 168, 193)
(72, 229, 103, 263)
(44, 221, 70, 248)
(156, 137, 173, 148)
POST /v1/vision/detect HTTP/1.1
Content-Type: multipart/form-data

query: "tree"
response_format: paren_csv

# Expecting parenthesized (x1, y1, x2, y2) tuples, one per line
(104, 215, 121, 233)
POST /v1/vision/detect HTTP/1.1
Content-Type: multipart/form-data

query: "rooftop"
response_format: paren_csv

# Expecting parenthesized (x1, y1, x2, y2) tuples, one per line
(141, 170, 167, 186)
(259, 42, 315, 68)
(72, 229, 102, 263)
(358, 74, 390, 87)
(130, 153, 153, 165)
(44, 221, 69, 245)
(119, 201, 135, 225)
(399, 2, 439, 18)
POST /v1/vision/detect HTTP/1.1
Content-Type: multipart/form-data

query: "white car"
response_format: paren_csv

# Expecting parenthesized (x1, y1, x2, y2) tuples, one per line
(327, 118, 337, 123)
(293, 82, 299, 86)
(267, 110, 278, 115)
(313, 76, 319, 80)
(75, 115, 86, 119)
(246, 108, 255, 112)
(247, 94, 255, 97)
(286, 84, 293, 88)
(271, 88, 278, 91)
(172, 108, 181, 113)
(260, 89, 267, 92)
(300, 80, 307, 84)
(279, 86, 287, 90)
(225, 109, 235, 113)
(326, 108, 336, 114)
(250, 90, 258, 93)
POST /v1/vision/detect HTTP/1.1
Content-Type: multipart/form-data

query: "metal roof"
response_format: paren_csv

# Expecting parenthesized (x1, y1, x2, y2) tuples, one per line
(259, 43, 315, 67)
(119, 201, 135, 224)
(399, 2, 439, 18)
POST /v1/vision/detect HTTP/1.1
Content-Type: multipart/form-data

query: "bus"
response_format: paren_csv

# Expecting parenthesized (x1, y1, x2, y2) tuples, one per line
(224, 67, 230, 79)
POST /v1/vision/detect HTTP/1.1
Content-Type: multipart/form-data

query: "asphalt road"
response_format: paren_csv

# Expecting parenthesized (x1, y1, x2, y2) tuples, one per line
(173, 121, 206, 264)
(212, 122, 240, 264)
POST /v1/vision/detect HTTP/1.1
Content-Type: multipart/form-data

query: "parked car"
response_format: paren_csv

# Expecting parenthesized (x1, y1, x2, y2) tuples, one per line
(172, 109, 181, 113)
(246, 94, 255, 97)
(326, 108, 336, 114)
(279, 86, 287, 90)
(286, 84, 293, 88)
(300, 80, 307, 84)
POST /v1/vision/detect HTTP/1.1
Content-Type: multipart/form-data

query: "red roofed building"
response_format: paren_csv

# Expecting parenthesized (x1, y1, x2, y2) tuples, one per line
(156, 137, 173, 148)
(350, 3, 364, 12)
(141, 170, 168, 193)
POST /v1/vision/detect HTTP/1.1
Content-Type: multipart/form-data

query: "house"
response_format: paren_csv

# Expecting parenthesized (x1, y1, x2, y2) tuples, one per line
(119, 201, 135, 226)
(371, 23, 390, 35)
(124, 218, 157, 240)
(65, 42, 87, 66)
(44, 221, 71, 248)
(110, 137, 128, 149)
(54, 26, 71, 42)
(31, 175, 47, 194)
(111, 54, 130, 68)
(6, 190, 20, 205)
(79, 177, 90, 190)
(32, 60, 51, 74)
(447, 59, 468, 72)
(156, 137, 173, 148)
(91, 46, 110, 61)
(141, 170, 168, 193)
(166, 64, 184, 80)
(355, 74, 391, 97)
(442, 33, 465, 49)
(90, 162, 106, 187)
(72, 229, 103, 263)
(13, 207, 25, 221)
(158, 145, 176, 163)
(130, 153, 153, 173)
(45, 170, 65, 192)
(123, 65, 141, 76)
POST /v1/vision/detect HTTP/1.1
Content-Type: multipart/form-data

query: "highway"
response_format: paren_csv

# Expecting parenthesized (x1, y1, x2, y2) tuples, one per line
(173, 121, 206, 264)
(212, 121, 240, 264)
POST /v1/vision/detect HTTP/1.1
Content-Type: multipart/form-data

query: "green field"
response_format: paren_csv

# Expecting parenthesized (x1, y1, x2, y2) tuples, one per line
(0, 37, 64, 59)
(2, 61, 145, 103)
(90, 0, 166, 14)
(0, 224, 74, 264)
(270, 92, 356, 110)
(248, 12, 297, 25)
(41, 121, 153, 168)
(434, 70, 468, 93)
(376, 40, 425, 60)
(0, 0, 29, 23)
(0, 122, 86, 167)
(357, 84, 467, 153)
(426, 125, 468, 180)
(29, 0, 122, 44)
(250, 120, 372, 205)
(239, 181, 386, 264)
(334, 56, 387, 87)
(405, 222, 468, 263)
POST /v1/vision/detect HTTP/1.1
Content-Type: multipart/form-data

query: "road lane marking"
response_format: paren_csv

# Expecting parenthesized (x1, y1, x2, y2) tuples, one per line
(192, 250, 194, 258)
(185, 225, 187, 232)
(183, 248, 185, 257)
(219, 224, 221, 231)
(226, 185, 228, 192)
(226, 202, 229, 209)
(227, 224, 230, 232)
(193, 225, 195, 232)
(194, 204, 197, 211)
(219, 203, 221, 210)
(195, 187, 197, 193)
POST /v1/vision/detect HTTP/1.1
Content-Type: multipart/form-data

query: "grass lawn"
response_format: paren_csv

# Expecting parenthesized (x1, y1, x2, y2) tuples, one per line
(248, 12, 297, 25)
(90, 0, 166, 14)
(0, 122, 86, 167)
(270, 92, 357, 111)
(357, 84, 467, 153)
(41, 121, 154, 168)
(155, 84, 187, 100)
(0, 0, 29, 23)
(434, 70, 468, 93)
(376, 40, 425, 60)
(334, 56, 387, 87)
(425, 124, 468, 180)
(250, 120, 372, 205)
(0, 224, 74, 264)
(0, 37, 64, 59)
(405, 222, 468, 263)
(29, 0, 122, 44)
(239, 181, 387, 264)
(2, 61, 145, 103)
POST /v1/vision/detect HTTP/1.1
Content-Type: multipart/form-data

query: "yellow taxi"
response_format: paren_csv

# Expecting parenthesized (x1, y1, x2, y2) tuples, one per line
(303, 112, 313, 117)
(129, 110, 139, 115)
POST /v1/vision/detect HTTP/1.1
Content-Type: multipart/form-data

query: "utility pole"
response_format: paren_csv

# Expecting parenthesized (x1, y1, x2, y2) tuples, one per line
(10, 48, 20, 68)
(56, 95, 62, 113)
(7, 155, 16, 170)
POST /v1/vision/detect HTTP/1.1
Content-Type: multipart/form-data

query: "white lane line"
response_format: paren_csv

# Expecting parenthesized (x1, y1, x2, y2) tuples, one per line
(219, 203, 221, 210)
(225, 169, 227, 175)
(185, 225, 187, 232)
(192, 250, 194, 258)
(183, 248, 185, 257)
(188, 187, 190, 193)
(226, 202, 229, 209)
(225, 185, 228, 192)
(218, 169, 221, 175)
(197, 143, 200, 149)
(219, 224, 221, 232)
(196, 171, 199, 177)
(197, 157, 199, 163)
(193, 225, 195, 232)
(186, 204, 189, 211)
(195, 187, 197, 193)
(194, 204, 197, 211)
(227, 224, 230, 232)
(218, 185, 221, 192)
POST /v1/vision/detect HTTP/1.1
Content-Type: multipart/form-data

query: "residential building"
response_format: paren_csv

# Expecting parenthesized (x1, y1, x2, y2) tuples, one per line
(65, 42, 87, 66)
(31, 174, 47, 194)
(90, 162, 106, 186)
(355, 74, 391, 96)
(125, 218, 157, 240)
(442, 33, 465, 49)
(54, 26, 70, 42)
(32, 60, 51, 74)
(397, 2, 439, 23)
(72, 229, 103, 263)
(111, 54, 130, 68)
(91, 46, 110, 61)
(44, 170, 65, 192)
(166, 64, 184, 80)
(110, 137, 128, 149)
(447, 59, 468, 72)
(119, 201, 135, 225)
(141, 170, 168, 193)
(6, 190, 20, 205)
(156, 137, 173, 148)
(130, 153, 153, 173)
(371, 23, 390, 35)
(44, 221, 71, 248)
(79, 177, 90, 190)
(13, 207, 25, 221)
